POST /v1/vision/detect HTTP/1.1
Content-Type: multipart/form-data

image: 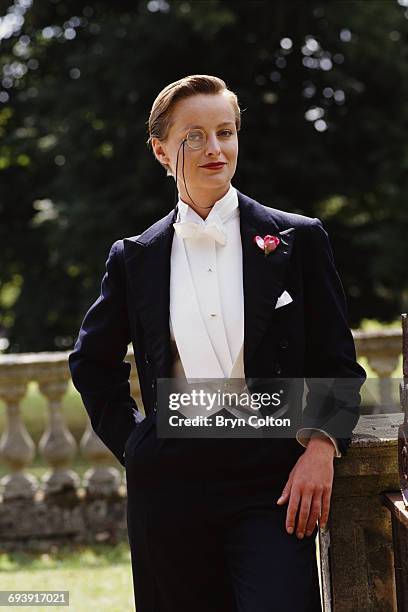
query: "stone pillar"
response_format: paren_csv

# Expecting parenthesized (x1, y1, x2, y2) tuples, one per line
(328, 413, 402, 612)
(382, 493, 408, 612)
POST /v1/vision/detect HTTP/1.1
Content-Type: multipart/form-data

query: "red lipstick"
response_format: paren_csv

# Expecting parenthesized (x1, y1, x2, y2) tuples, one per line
(200, 162, 226, 169)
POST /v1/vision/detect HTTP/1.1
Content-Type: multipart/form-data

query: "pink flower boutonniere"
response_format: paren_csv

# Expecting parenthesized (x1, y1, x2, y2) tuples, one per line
(254, 234, 280, 257)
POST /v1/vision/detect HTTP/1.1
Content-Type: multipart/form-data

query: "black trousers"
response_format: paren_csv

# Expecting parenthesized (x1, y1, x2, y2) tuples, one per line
(124, 416, 322, 612)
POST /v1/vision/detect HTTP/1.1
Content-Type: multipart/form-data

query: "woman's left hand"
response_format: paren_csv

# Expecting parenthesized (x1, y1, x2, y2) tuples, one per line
(276, 437, 335, 538)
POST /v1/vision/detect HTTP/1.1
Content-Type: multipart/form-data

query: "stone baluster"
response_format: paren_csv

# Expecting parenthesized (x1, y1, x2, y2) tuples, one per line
(79, 352, 140, 496)
(79, 420, 122, 498)
(36, 360, 80, 498)
(369, 356, 400, 414)
(353, 330, 401, 413)
(0, 361, 38, 500)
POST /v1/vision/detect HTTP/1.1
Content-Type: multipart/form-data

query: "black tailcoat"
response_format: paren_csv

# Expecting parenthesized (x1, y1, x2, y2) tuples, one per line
(69, 190, 366, 474)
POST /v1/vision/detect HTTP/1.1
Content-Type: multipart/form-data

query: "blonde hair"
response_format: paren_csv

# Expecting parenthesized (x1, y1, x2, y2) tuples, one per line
(146, 74, 241, 173)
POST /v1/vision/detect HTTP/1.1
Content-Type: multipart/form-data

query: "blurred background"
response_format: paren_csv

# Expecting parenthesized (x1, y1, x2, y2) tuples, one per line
(1, 0, 408, 353)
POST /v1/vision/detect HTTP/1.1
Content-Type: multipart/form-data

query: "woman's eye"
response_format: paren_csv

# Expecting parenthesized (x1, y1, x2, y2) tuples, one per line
(219, 130, 233, 137)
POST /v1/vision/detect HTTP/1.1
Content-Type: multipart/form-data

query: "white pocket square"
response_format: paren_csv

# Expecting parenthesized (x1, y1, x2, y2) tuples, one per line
(275, 290, 293, 309)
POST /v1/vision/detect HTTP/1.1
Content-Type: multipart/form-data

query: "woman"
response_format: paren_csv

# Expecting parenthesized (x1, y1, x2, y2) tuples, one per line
(69, 74, 366, 612)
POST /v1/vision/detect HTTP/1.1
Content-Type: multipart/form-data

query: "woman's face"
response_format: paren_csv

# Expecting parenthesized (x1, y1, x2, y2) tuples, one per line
(152, 93, 239, 210)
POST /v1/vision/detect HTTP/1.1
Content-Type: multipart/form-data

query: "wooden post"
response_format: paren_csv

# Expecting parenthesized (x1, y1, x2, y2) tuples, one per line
(398, 313, 408, 507)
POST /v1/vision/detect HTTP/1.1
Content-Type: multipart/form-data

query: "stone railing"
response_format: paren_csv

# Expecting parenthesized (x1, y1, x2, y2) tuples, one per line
(0, 329, 404, 612)
(0, 350, 142, 549)
(0, 329, 401, 503)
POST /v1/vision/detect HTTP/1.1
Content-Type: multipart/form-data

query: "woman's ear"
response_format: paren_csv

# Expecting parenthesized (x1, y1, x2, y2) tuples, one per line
(151, 137, 171, 168)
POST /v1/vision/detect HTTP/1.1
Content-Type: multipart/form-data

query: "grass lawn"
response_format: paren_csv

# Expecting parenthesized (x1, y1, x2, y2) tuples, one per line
(0, 542, 135, 611)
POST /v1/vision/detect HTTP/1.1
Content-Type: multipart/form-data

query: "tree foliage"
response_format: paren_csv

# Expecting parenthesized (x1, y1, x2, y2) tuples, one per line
(1, 0, 407, 351)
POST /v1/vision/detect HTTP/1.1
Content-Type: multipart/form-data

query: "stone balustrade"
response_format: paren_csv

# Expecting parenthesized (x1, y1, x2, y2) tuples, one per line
(0, 329, 404, 582)
(0, 350, 142, 549)
(0, 331, 401, 506)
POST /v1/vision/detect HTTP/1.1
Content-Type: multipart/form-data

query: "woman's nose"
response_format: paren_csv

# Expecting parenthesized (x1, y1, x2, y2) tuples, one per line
(205, 133, 221, 156)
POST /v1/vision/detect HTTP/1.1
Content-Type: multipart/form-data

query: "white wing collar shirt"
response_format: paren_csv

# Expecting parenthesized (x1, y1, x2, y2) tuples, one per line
(171, 184, 244, 381)
(165, 183, 340, 456)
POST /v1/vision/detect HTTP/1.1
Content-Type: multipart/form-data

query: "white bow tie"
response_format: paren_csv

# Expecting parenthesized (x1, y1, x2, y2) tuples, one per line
(173, 219, 227, 245)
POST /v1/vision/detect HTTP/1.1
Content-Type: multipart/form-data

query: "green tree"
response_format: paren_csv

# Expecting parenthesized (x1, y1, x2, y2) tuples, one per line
(0, 0, 407, 351)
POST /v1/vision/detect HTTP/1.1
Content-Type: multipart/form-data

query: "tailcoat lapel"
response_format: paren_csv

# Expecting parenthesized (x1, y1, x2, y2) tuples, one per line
(238, 191, 295, 368)
(123, 209, 176, 377)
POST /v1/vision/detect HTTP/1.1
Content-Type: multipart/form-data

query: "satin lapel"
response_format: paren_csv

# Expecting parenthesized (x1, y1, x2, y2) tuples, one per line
(238, 191, 295, 368)
(123, 208, 177, 377)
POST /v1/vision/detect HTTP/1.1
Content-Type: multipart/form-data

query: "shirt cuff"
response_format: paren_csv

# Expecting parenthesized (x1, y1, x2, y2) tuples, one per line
(132, 408, 146, 424)
(296, 428, 342, 458)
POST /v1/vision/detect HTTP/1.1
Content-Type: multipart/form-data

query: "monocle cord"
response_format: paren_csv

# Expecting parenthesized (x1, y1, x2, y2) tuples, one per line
(173, 139, 215, 211)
